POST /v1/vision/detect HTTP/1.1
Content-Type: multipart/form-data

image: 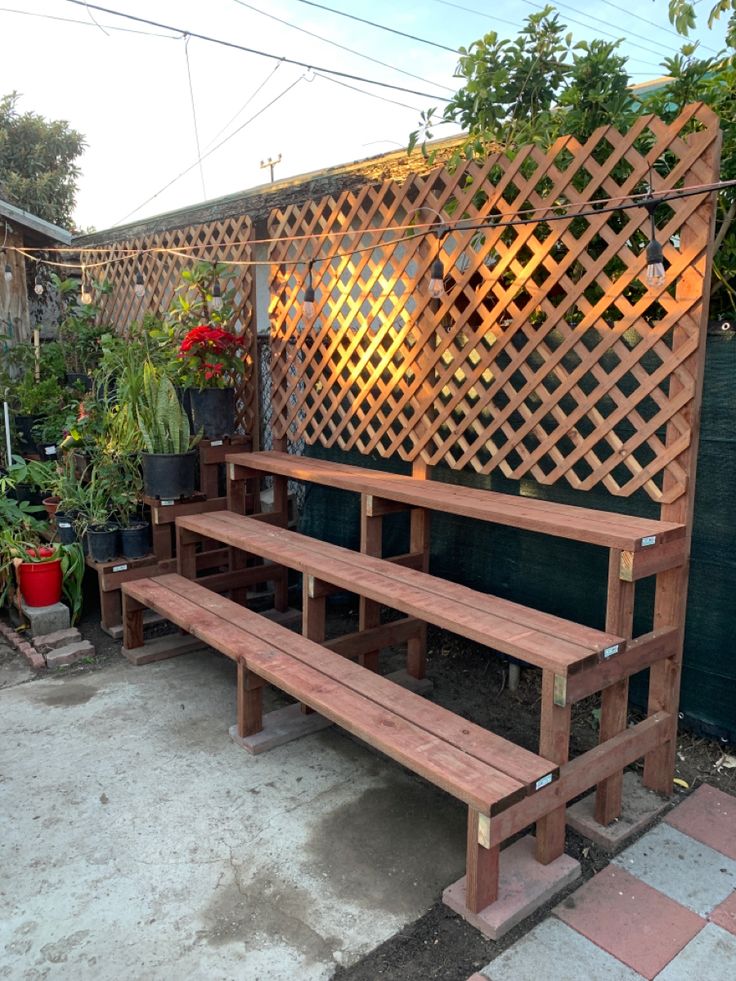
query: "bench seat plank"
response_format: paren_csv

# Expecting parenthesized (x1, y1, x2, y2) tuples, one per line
(154, 572, 558, 791)
(178, 511, 624, 675)
(122, 575, 532, 816)
(228, 450, 684, 551)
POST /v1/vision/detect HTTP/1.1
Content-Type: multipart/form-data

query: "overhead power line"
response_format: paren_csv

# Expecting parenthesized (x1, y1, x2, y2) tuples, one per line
(61, 1, 452, 103)
(232, 0, 454, 92)
(293, 0, 459, 54)
(0, 5, 180, 38)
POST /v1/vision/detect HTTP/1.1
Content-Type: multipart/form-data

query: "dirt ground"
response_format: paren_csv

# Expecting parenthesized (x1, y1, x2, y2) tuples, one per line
(38, 591, 736, 981)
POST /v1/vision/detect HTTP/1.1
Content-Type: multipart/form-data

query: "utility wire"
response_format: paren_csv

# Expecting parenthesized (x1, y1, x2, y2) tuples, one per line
(312, 71, 422, 112)
(183, 35, 207, 200)
(0, 6, 181, 38)
(293, 0, 459, 54)
(62, 1, 452, 103)
(201, 63, 282, 153)
(595, 0, 719, 53)
(232, 0, 454, 92)
(429, 0, 673, 63)
(112, 74, 304, 227)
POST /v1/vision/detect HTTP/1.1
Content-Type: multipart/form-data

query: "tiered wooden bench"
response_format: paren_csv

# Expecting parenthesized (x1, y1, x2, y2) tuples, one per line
(122, 571, 559, 913)
(225, 449, 686, 865)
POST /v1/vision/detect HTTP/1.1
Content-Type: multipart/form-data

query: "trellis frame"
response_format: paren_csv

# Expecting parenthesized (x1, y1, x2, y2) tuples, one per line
(265, 104, 721, 824)
(80, 216, 259, 438)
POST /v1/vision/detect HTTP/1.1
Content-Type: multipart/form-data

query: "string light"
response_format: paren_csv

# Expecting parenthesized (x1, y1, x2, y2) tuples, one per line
(80, 265, 93, 304)
(212, 279, 223, 311)
(134, 268, 145, 297)
(644, 196, 666, 288)
(34, 272, 44, 296)
(4, 261, 12, 284)
(302, 261, 315, 320)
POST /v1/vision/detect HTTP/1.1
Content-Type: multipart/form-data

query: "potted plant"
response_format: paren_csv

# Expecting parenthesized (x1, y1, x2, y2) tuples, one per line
(50, 273, 110, 387)
(75, 459, 119, 562)
(136, 362, 201, 500)
(166, 262, 247, 438)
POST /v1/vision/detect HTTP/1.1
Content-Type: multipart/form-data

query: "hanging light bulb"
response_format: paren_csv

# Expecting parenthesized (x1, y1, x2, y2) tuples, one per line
(646, 239, 666, 287)
(3, 262, 11, 283)
(212, 280, 223, 312)
(428, 225, 447, 298)
(134, 269, 145, 298)
(643, 194, 666, 288)
(428, 257, 445, 299)
(302, 261, 315, 320)
(34, 274, 44, 296)
(80, 266, 92, 304)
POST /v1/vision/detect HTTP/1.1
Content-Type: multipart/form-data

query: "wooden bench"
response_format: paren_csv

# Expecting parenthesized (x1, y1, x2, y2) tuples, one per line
(122, 572, 558, 914)
(226, 449, 686, 846)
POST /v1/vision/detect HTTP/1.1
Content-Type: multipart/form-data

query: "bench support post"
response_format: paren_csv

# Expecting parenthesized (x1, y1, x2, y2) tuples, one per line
(122, 594, 145, 650)
(302, 577, 328, 714)
(359, 496, 382, 672)
(536, 669, 571, 865)
(237, 658, 264, 737)
(176, 526, 200, 581)
(406, 507, 430, 679)
(466, 808, 499, 912)
(594, 550, 635, 824)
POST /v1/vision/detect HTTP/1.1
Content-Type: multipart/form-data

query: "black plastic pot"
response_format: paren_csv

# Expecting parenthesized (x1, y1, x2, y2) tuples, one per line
(120, 520, 151, 559)
(87, 524, 119, 562)
(13, 413, 40, 455)
(141, 451, 196, 501)
(55, 511, 79, 545)
(189, 388, 235, 439)
(66, 372, 93, 391)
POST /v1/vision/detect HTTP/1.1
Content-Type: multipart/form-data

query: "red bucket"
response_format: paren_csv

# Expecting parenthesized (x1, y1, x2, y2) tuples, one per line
(18, 559, 63, 607)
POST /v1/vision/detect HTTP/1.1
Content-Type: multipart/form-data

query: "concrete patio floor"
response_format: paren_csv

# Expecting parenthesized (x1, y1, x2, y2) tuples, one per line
(0, 650, 468, 980)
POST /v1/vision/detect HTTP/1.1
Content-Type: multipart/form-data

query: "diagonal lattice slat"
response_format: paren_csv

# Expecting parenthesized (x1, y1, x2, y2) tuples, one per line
(79, 217, 258, 437)
(267, 105, 720, 503)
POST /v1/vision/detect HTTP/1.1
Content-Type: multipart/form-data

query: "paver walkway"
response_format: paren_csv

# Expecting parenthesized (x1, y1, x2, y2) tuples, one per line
(471, 784, 736, 980)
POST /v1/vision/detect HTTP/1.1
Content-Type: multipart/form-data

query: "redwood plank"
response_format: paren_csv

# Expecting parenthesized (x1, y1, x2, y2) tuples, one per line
(466, 808, 499, 913)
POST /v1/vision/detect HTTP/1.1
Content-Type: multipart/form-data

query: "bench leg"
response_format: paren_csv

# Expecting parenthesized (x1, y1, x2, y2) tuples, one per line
(176, 526, 199, 580)
(466, 808, 499, 913)
(302, 577, 327, 714)
(406, 507, 430, 679)
(595, 551, 635, 825)
(237, 659, 264, 737)
(123, 594, 145, 650)
(359, 499, 382, 672)
(536, 669, 571, 865)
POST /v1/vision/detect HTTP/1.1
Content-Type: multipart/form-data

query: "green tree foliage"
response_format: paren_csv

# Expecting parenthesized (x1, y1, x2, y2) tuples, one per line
(0, 92, 85, 228)
(409, 4, 735, 315)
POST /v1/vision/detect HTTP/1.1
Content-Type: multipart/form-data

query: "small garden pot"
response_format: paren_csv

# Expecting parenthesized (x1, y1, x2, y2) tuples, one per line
(120, 520, 150, 559)
(55, 511, 78, 545)
(86, 523, 120, 562)
(141, 451, 196, 501)
(65, 372, 93, 392)
(13, 413, 40, 455)
(189, 388, 235, 439)
(18, 556, 62, 607)
(43, 496, 61, 522)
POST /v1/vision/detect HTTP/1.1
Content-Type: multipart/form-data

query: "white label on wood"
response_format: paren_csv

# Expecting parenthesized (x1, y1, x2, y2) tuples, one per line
(160, 499, 175, 507)
(210, 439, 223, 447)
(535, 773, 554, 791)
(603, 644, 620, 659)
(112, 564, 128, 573)
(641, 536, 657, 547)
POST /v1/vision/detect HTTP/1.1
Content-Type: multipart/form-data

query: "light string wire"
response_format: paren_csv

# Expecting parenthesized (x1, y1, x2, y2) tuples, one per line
(7, 177, 735, 276)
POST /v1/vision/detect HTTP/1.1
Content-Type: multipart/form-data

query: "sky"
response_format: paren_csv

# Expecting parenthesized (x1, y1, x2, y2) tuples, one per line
(0, 1, 729, 233)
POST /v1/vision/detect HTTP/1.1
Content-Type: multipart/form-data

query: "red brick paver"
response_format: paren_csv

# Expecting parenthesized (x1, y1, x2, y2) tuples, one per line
(665, 784, 736, 861)
(554, 865, 704, 980)
(710, 891, 736, 937)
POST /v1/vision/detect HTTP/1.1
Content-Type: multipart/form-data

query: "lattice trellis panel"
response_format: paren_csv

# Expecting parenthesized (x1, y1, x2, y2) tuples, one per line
(79, 216, 258, 437)
(268, 105, 720, 503)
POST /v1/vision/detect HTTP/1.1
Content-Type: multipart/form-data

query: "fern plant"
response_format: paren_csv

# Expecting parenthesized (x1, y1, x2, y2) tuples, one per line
(135, 362, 200, 455)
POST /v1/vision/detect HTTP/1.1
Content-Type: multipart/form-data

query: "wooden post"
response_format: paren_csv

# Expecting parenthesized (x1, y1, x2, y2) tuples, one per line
(237, 658, 264, 737)
(643, 132, 721, 795)
(176, 526, 199, 580)
(536, 668, 572, 864)
(301, 575, 327, 714)
(359, 495, 382, 672)
(122, 594, 144, 650)
(594, 549, 635, 824)
(465, 808, 499, 913)
(407, 500, 430, 678)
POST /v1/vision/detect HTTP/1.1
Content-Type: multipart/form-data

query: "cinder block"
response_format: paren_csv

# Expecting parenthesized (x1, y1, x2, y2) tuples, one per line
(566, 770, 670, 851)
(20, 602, 70, 638)
(45, 640, 95, 668)
(443, 835, 581, 940)
(32, 628, 82, 654)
